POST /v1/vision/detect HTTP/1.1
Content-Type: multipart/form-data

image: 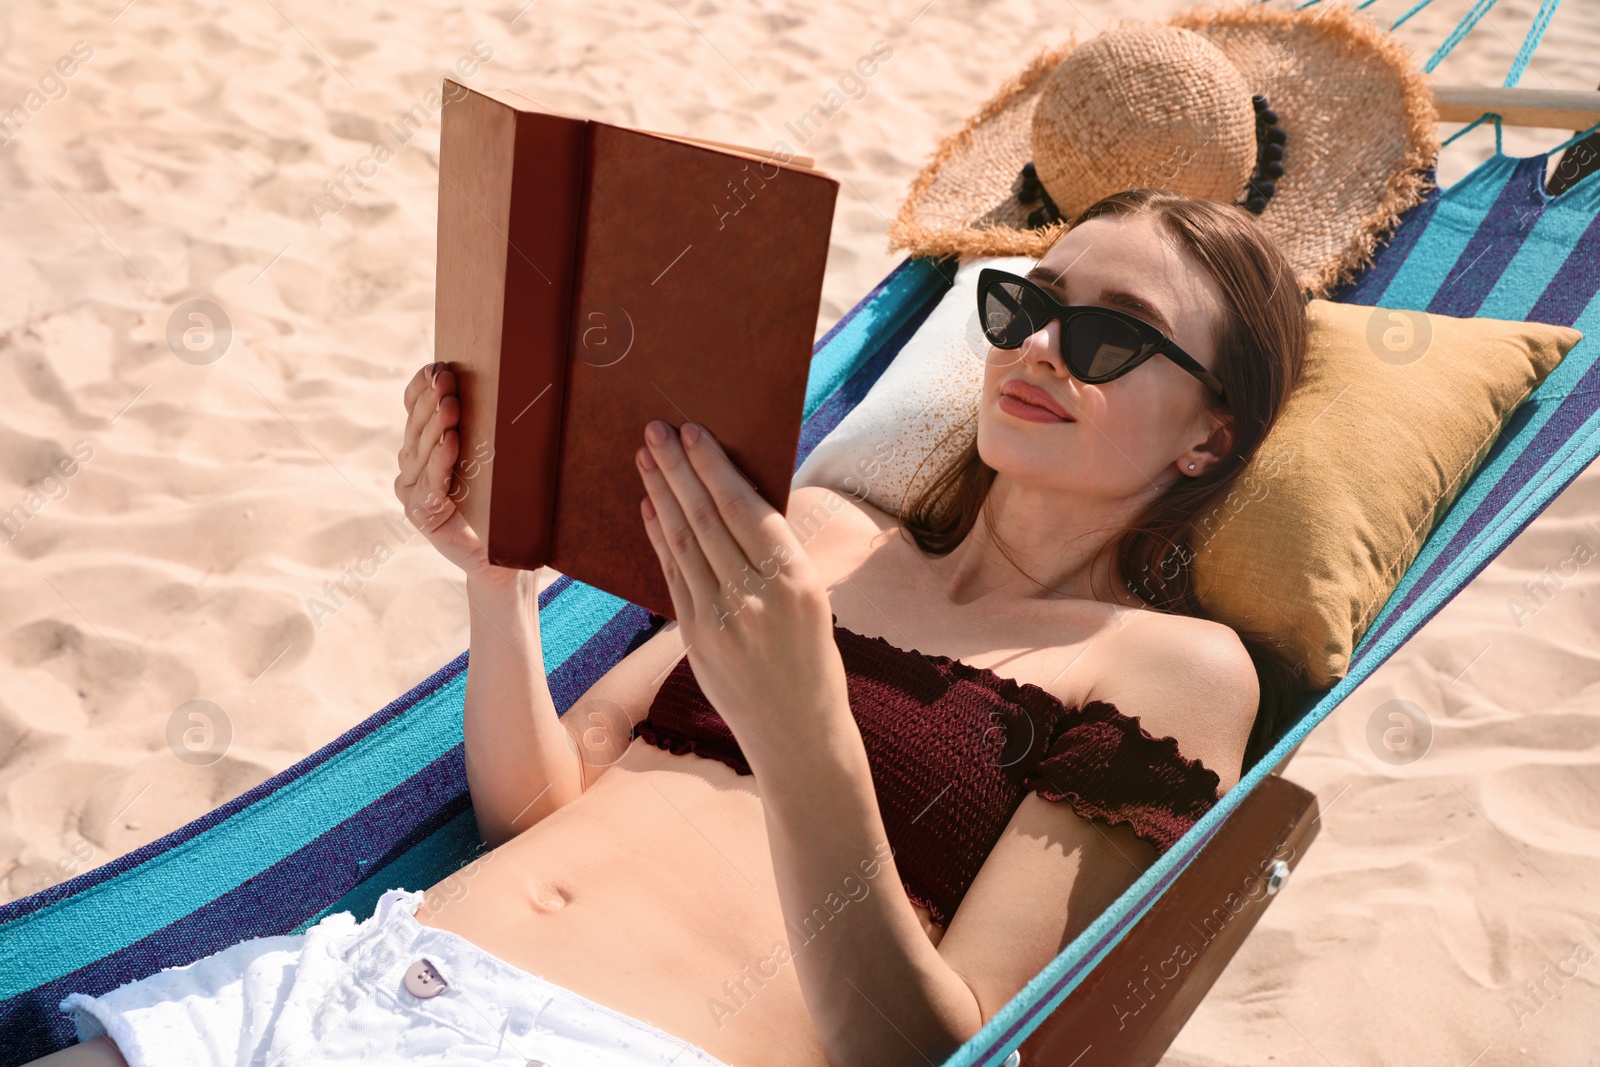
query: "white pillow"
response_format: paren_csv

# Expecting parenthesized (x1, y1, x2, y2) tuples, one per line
(792, 256, 1034, 514)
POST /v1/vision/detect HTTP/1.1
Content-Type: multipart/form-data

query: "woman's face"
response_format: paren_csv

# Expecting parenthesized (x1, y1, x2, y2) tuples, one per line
(976, 213, 1232, 508)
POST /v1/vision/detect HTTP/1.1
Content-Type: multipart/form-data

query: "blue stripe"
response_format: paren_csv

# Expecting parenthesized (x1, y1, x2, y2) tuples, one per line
(295, 806, 483, 933)
(1379, 155, 1521, 311)
(1427, 155, 1548, 318)
(796, 274, 950, 467)
(545, 602, 656, 710)
(1479, 176, 1600, 320)
(802, 257, 954, 420)
(536, 573, 574, 608)
(537, 580, 633, 683)
(1333, 181, 1442, 306)
(1529, 213, 1600, 325)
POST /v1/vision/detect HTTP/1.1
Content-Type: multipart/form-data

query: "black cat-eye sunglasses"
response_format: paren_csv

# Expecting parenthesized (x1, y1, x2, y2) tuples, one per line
(976, 268, 1227, 402)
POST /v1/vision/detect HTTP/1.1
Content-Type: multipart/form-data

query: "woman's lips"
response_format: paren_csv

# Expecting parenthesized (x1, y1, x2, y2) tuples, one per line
(998, 381, 1073, 423)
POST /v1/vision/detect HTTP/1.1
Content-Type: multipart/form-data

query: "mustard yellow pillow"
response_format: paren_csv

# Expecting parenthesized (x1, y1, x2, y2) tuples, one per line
(1193, 298, 1582, 688)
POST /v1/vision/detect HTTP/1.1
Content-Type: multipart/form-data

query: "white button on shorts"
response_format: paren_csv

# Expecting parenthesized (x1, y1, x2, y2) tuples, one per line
(403, 957, 449, 999)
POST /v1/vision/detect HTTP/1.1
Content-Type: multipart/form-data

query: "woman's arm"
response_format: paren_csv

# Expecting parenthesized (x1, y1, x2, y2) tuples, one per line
(396, 362, 686, 847)
(458, 567, 582, 847)
(462, 567, 690, 846)
(634, 420, 984, 1066)
(747, 709, 986, 1065)
(932, 616, 1258, 1036)
(393, 362, 579, 846)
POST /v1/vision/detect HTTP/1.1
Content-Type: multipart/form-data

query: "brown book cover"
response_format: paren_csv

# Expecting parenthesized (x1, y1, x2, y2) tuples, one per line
(434, 79, 839, 618)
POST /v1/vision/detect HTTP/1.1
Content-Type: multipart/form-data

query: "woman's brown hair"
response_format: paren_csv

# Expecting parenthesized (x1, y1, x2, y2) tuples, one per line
(902, 188, 1309, 772)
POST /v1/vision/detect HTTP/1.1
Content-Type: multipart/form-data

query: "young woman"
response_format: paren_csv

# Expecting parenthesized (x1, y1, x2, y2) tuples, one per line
(41, 188, 1306, 1067)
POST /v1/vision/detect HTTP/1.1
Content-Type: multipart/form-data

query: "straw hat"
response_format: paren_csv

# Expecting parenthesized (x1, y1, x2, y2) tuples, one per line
(887, 1, 1440, 297)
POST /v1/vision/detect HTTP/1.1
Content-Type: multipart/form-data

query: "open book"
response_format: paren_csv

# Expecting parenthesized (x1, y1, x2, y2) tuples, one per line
(434, 79, 839, 618)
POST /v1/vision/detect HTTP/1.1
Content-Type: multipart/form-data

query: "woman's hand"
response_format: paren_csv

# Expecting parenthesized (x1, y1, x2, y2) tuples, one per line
(394, 361, 501, 580)
(636, 419, 850, 752)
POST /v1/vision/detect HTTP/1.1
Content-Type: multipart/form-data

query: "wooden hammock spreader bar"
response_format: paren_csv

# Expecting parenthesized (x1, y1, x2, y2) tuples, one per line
(1433, 85, 1600, 129)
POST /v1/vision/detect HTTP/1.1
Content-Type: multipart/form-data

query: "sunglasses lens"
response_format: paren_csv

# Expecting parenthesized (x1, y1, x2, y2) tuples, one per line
(980, 278, 1155, 382)
(1064, 313, 1142, 379)
(981, 279, 1047, 349)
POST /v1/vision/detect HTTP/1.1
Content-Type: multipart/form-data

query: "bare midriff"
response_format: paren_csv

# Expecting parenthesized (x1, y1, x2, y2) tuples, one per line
(414, 738, 943, 1067)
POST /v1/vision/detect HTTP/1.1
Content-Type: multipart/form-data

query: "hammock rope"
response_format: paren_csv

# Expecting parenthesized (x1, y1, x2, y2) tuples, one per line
(1268, 0, 1574, 160)
(1504, 0, 1562, 87)
(1285, 0, 1437, 24)
(1441, 111, 1504, 153)
(1282, 0, 1551, 62)
(1435, 111, 1599, 155)
(1390, 0, 1441, 30)
(1424, 0, 1500, 73)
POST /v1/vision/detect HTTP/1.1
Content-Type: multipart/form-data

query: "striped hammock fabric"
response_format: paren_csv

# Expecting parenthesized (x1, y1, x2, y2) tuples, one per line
(1, 148, 1598, 1067)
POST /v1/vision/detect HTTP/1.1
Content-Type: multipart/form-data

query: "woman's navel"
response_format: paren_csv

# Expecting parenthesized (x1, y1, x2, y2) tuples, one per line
(525, 875, 571, 914)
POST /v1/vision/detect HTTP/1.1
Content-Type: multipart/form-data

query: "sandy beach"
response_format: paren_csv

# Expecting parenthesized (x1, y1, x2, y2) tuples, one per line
(2, 0, 1597, 1062)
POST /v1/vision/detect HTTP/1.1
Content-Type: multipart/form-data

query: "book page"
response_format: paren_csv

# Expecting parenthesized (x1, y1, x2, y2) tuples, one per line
(465, 81, 818, 170)
(635, 129, 817, 170)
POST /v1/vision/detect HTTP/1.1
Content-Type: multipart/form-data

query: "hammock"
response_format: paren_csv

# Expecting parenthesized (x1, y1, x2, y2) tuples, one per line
(4, 7, 1599, 1066)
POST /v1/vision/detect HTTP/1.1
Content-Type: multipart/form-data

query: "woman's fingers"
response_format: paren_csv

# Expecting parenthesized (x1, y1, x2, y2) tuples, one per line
(411, 425, 462, 532)
(392, 363, 492, 575)
(636, 430, 729, 622)
(638, 491, 694, 624)
(403, 361, 441, 413)
(400, 363, 450, 475)
(393, 415, 459, 533)
(395, 361, 458, 532)
(636, 437, 720, 614)
(677, 422, 798, 569)
(640, 421, 751, 595)
(402, 362, 446, 453)
(400, 391, 455, 491)
(398, 365, 458, 493)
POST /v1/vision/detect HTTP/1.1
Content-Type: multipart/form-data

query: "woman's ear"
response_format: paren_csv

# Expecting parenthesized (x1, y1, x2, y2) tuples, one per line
(1183, 411, 1234, 475)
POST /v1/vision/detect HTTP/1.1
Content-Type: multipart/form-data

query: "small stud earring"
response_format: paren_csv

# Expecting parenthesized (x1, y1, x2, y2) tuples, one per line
(1188, 463, 1196, 471)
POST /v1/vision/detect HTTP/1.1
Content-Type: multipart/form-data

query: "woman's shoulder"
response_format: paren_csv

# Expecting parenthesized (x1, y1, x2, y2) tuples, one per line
(785, 485, 900, 562)
(786, 484, 900, 531)
(1086, 608, 1258, 791)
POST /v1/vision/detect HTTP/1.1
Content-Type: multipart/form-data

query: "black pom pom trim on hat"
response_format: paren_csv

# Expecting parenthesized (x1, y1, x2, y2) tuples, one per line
(1018, 161, 1064, 229)
(1237, 94, 1287, 217)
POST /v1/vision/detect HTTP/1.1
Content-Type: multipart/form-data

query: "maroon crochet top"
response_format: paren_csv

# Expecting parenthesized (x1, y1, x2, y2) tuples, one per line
(631, 619, 1222, 928)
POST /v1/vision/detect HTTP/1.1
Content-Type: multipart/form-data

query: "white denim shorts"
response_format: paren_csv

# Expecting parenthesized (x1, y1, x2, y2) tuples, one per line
(60, 888, 733, 1067)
